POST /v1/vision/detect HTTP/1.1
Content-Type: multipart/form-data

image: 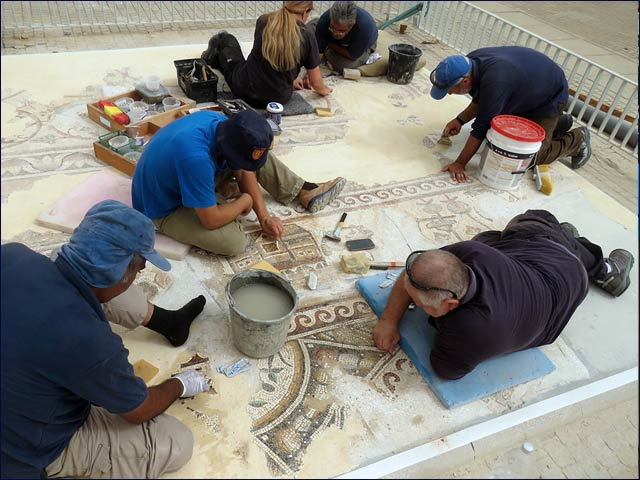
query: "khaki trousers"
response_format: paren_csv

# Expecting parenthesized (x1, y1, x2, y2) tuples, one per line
(152, 151, 304, 256)
(102, 283, 149, 329)
(524, 112, 584, 165)
(50, 248, 148, 330)
(46, 407, 192, 478)
(325, 43, 377, 73)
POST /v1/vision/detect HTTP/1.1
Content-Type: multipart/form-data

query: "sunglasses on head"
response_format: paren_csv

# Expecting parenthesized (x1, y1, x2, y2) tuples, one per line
(429, 69, 464, 90)
(405, 250, 458, 299)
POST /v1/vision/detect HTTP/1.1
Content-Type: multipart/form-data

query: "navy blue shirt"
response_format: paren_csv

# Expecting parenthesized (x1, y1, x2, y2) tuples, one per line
(231, 14, 321, 107)
(132, 111, 228, 219)
(467, 46, 569, 140)
(1, 243, 147, 476)
(430, 239, 587, 379)
(315, 7, 378, 58)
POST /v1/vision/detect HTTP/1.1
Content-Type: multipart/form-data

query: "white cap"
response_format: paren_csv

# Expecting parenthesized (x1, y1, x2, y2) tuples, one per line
(266, 102, 284, 114)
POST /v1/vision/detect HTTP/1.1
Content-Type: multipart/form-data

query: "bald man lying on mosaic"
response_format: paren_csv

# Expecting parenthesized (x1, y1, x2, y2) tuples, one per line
(373, 210, 634, 380)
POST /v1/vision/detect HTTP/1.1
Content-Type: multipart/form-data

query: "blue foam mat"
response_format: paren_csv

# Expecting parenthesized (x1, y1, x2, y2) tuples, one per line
(357, 272, 555, 409)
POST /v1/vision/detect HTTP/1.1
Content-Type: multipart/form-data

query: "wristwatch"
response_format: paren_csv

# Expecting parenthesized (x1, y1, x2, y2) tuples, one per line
(455, 115, 466, 125)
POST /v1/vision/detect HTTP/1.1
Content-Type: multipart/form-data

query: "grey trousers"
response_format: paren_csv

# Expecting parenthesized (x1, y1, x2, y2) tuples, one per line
(152, 151, 304, 256)
(46, 407, 193, 478)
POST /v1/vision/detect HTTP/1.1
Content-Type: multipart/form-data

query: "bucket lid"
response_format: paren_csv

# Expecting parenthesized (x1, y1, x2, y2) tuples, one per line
(490, 115, 546, 143)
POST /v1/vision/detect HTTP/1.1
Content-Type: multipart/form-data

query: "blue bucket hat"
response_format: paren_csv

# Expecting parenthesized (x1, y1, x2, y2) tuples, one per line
(215, 110, 274, 171)
(430, 55, 472, 100)
(59, 199, 171, 288)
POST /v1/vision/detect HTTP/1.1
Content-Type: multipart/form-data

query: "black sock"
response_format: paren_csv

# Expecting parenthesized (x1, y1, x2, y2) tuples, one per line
(302, 182, 318, 190)
(145, 295, 206, 347)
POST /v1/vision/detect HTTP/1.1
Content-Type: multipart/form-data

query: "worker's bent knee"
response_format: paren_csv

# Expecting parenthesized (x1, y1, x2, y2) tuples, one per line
(193, 221, 249, 256)
(154, 414, 194, 474)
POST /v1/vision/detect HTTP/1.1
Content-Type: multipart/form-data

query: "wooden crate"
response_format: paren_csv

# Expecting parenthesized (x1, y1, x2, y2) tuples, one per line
(93, 121, 163, 176)
(87, 89, 195, 132)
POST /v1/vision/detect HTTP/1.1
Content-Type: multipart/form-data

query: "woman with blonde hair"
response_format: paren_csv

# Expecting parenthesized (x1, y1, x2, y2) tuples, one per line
(202, 1, 331, 108)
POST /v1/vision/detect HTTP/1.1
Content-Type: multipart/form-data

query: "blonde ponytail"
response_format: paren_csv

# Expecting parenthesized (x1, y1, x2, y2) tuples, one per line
(262, 1, 313, 71)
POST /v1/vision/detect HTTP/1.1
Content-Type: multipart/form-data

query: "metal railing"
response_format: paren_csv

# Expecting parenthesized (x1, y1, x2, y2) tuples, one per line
(1, 1, 398, 37)
(417, 1, 638, 154)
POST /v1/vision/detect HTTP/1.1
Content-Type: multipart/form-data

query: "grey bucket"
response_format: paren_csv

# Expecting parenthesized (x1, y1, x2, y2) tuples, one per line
(387, 44, 423, 84)
(225, 270, 298, 358)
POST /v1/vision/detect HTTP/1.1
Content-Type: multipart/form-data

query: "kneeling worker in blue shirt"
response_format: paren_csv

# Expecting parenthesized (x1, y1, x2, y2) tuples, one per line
(132, 109, 346, 256)
(430, 46, 592, 183)
(1, 200, 209, 478)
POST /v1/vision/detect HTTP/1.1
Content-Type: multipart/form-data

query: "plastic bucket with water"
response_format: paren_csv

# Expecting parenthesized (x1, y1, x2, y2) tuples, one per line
(477, 115, 546, 190)
(226, 270, 298, 358)
(387, 44, 422, 84)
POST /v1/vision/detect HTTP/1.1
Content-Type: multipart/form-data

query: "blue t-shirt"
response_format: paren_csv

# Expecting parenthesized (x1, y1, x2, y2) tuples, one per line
(467, 46, 569, 140)
(1, 243, 147, 475)
(315, 7, 378, 58)
(132, 110, 228, 219)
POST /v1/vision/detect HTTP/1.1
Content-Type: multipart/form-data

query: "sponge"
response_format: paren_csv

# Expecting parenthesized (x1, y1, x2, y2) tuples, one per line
(315, 107, 334, 117)
(534, 165, 553, 196)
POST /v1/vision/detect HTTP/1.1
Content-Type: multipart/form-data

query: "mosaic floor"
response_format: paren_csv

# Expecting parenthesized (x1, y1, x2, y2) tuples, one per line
(1, 41, 636, 478)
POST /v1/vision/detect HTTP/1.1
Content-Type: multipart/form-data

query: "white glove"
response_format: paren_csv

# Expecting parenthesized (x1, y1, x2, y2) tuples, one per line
(173, 370, 209, 397)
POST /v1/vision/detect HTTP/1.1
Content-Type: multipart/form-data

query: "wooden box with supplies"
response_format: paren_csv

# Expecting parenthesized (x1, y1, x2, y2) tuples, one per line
(87, 90, 194, 132)
(174, 58, 218, 103)
(93, 121, 164, 176)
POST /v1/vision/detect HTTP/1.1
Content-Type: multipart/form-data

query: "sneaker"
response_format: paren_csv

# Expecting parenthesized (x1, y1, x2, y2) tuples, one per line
(571, 127, 591, 169)
(298, 177, 346, 213)
(560, 222, 580, 238)
(594, 249, 634, 297)
(553, 113, 573, 138)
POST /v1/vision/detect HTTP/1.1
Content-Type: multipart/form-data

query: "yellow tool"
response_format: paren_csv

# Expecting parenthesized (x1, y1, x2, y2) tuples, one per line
(315, 107, 334, 117)
(533, 165, 553, 195)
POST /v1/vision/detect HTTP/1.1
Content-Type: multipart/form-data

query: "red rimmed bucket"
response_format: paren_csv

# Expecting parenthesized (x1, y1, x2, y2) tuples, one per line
(478, 115, 546, 190)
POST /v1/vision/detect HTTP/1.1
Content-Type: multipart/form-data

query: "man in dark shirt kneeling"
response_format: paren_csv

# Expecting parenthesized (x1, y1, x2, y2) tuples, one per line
(373, 209, 634, 380)
(430, 46, 592, 183)
(1, 200, 209, 478)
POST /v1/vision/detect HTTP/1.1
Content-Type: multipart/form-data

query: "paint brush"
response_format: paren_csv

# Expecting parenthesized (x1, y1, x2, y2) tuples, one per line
(437, 135, 453, 146)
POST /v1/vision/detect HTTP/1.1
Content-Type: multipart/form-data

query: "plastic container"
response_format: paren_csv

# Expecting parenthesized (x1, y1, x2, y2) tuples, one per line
(108, 135, 130, 149)
(225, 270, 298, 358)
(387, 44, 423, 84)
(477, 115, 546, 190)
(144, 75, 160, 92)
(162, 96, 181, 111)
(134, 81, 170, 104)
(174, 58, 218, 103)
(266, 102, 283, 125)
(114, 96, 134, 112)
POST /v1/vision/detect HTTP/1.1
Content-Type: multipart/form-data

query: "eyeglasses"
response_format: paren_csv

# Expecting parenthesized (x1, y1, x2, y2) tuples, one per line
(404, 250, 458, 299)
(429, 69, 463, 90)
(329, 23, 353, 36)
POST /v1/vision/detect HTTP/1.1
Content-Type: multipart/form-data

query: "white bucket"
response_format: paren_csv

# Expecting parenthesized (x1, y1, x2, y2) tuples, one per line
(477, 115, 546, 190)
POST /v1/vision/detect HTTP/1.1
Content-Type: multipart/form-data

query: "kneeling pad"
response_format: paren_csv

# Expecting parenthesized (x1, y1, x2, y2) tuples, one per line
(358, 30, 427, 77)
(356, 272, 555, 408)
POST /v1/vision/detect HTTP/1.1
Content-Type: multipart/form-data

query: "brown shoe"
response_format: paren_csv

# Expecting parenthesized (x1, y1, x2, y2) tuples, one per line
(298, 177, 346, 213)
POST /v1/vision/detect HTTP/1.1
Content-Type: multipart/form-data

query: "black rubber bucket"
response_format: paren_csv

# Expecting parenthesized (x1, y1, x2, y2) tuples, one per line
(387, 44, 423, 84)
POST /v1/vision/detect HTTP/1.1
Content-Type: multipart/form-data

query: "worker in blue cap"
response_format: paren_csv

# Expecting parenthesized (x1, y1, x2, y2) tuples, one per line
(429, 46, 591, 183)
(1, 200, 209, 478)
(132, 109, 346, 256)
